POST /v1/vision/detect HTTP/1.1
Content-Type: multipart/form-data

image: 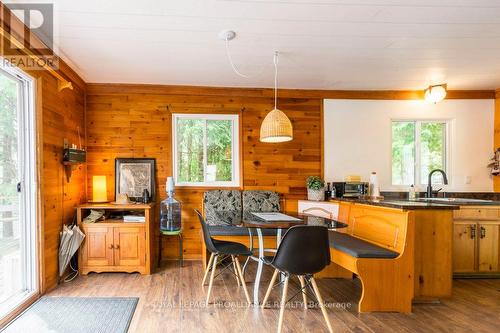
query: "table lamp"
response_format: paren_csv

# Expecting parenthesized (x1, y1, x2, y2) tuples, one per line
(92, 175, 108, 203)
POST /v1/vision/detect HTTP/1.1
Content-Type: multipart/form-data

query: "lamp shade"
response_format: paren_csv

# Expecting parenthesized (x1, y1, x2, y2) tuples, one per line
(259, 108, 293, 143)
(424, 84, 447, 103)
(92, 175, 108, 203)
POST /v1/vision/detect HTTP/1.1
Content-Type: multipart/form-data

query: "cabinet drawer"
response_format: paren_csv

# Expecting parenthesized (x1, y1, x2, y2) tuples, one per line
(454, 208, 500, 220)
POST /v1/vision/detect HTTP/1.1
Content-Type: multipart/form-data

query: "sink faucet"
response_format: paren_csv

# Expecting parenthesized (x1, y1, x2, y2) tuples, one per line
(426, 169, 448, 198)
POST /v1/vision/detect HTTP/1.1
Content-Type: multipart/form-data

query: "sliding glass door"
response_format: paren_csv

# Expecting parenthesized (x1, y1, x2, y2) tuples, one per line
(0, 64, 37, 320)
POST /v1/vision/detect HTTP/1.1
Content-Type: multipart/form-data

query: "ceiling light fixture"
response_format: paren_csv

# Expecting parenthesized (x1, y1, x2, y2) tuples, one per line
(424, 84, 447, 104)
(219, 30, 292, 143)
(259, 51, 293, 143)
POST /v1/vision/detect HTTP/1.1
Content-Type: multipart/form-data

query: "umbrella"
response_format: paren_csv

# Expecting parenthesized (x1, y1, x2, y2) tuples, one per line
(59, 224, 85, 277)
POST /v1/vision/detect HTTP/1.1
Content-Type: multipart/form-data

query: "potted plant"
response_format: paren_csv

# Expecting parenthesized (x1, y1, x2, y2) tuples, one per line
(306, 176, 325, 201)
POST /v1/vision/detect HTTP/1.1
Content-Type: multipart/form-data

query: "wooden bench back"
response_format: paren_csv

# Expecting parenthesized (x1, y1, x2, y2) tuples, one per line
(348, 205, 412, 254)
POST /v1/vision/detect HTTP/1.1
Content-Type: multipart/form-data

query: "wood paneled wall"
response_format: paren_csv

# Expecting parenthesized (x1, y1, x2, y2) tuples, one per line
(1, 4, 87, 291)
(495, 89, 500, 191)
(85, 84, 322, 259)
(39, 71, 86, 291)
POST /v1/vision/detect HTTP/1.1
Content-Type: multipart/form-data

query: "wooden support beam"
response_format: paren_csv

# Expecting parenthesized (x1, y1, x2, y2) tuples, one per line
(0, 16, 73, 91)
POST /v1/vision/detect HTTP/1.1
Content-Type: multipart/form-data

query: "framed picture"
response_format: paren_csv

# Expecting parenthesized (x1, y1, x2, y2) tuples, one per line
(115, 158, 156, 202)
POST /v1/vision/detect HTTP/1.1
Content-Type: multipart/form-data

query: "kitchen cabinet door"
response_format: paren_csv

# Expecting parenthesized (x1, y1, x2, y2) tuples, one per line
(478, 222, 499, 272)
(453, 222, 476, 273)
(113, 226, 146, 267)
(81, 225, 114, 267)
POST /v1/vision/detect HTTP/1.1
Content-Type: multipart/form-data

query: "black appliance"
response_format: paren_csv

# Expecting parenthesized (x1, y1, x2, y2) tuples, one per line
(331, 182, 369, 198)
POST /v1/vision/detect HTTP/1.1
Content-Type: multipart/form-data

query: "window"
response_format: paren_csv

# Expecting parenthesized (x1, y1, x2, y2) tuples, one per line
(392, 120, 448, 186)
(0, 63, 38, 320)
(173, 114, 240, 187)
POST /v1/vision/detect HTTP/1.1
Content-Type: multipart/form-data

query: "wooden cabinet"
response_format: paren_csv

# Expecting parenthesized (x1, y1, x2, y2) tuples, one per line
(453, 207, 500, 276)
(82, 225, 114, 267)
(77, 203, 155, 275)
(453, 222, 476, 272)
(81, 224, 146, 270)
(113, 226, 146, 267)
(478, 222, 499, 272)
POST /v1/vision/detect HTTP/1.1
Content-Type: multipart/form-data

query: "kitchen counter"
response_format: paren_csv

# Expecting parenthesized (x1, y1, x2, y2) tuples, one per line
(409, 198, 500, 206)
(329, 197, 460, 210)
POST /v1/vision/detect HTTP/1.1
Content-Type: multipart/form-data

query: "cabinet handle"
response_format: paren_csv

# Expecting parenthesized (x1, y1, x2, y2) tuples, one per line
(480, 226, 486, 239)
(115, 244, 120, 250)
(470, 225, 476, 239)
(108, 244, 114, 249)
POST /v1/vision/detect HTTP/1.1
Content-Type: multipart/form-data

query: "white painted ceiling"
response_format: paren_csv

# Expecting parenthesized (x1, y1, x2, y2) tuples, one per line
(8, 0, 500, 90)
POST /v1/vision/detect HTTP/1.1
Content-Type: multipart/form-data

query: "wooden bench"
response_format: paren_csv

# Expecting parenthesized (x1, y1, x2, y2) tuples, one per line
(330, 204, 415, 313)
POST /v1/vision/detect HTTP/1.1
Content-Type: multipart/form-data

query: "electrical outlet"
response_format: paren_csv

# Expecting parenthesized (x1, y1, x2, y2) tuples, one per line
(465, 176, 471, 184)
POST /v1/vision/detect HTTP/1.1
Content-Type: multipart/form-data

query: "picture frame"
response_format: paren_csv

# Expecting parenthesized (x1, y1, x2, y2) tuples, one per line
(115, 158, 156, 202)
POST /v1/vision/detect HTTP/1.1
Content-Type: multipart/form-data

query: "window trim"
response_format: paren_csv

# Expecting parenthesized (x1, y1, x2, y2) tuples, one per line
(390, 118, 451, 188)
(172, 113, 240, 187)
(0, 61, 38, 322)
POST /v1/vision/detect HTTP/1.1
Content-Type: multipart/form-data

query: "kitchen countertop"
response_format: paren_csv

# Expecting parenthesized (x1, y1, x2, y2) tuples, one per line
(414, 199, 500, 206)
(330, 197, 461, 210)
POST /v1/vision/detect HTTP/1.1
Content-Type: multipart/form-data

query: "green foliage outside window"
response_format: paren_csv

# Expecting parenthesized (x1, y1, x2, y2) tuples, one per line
(392, 120, 446, 186)
(207, 120, 232, 181)
(176, 117, 233, 183)
(392, 122, 415, 185)
(0, 74, 18, 205)
(176, 119, 204, 183)
(420, 122, 446, 184)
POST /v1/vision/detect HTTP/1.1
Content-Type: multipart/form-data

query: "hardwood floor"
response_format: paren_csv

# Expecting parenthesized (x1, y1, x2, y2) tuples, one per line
(48, 261, 500, 333)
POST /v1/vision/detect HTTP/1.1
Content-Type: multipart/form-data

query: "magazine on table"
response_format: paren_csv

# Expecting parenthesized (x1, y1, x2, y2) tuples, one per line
(251, 212, 301, 222)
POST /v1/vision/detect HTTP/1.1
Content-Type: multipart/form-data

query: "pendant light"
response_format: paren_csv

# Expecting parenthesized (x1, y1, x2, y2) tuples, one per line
(260, 52, 293, 143)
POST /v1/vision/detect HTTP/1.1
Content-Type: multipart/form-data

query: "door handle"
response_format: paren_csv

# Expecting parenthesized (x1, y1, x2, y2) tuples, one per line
(470, 225, 476, 239)
(108, 244, 114, 249)
(480, 226, 486, 239)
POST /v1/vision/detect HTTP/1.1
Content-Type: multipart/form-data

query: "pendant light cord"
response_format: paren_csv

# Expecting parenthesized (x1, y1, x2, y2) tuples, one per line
(224, 37, 267, 78)
(223, 35, 279, 109)
(274, 51, 278, 109)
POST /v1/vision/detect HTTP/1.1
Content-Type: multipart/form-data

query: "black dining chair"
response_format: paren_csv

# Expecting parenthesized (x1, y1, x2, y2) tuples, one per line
(195, 209, 251, 305)
(261, 225, 333, 333)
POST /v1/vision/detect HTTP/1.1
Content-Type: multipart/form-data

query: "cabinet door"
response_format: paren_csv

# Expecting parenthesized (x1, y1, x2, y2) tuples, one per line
(453, 222, 476, 272)
(81, 225, 114, 267)
(113, 226, 146, 267)
(478, 222, 499, 272)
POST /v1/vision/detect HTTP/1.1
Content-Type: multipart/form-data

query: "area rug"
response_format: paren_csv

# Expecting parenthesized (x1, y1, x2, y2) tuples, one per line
(2, 297, 138, 333)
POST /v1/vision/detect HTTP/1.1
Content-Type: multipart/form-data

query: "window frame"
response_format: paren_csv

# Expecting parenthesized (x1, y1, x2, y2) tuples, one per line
(172, 113, 240, 187)
(0, 62, 38, 321)
(390, 118, 451, 188)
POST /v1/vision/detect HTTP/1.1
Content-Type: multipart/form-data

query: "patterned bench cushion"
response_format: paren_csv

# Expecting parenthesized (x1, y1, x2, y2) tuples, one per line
(203, 190, 281, 232)
(203, 190, 241, 226)
(242, 190, 281, 213)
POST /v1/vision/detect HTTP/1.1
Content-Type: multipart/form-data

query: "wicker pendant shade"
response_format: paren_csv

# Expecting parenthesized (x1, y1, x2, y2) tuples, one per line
(259, 51, 293, 143)
(260, 108, 293, 142)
